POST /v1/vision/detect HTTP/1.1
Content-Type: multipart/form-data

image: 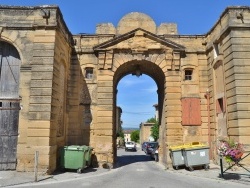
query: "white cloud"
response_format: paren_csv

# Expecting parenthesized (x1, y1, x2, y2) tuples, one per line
(140, 85, 157, 94)
(118, 76, 145, 88)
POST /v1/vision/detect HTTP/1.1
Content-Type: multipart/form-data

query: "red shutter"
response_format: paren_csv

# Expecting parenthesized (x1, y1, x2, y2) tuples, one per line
(189, 98, 201, 125)
(182, 98, 201, 126)
(182, 98, 190, 125)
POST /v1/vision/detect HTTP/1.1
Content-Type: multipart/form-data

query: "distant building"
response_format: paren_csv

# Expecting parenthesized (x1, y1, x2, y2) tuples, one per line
(124, 130, 132, 142)
(140, 122, 154, 144)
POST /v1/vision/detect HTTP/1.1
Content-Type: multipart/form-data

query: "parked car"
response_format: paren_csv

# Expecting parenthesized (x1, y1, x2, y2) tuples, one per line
(145, 142, 158, 155)
(141, 142, 148, 152)
(150, 144, 159, 161)
(125, 141, 137, 152)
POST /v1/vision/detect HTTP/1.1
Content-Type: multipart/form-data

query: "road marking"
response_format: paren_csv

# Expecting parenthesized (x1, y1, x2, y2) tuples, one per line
(136, 169, 145, 171)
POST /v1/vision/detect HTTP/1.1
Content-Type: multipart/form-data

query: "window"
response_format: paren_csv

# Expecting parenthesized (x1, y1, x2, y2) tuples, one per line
(85, 67, 93, 79)
(213, 43, 219, 59)
(216, 97, 225, 114)
(184, 69, 193, 80)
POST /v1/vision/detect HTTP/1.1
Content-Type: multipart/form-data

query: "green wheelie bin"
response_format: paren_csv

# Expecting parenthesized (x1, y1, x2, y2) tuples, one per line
(82, 145, 93, 167)
(60, 145, 88, 173)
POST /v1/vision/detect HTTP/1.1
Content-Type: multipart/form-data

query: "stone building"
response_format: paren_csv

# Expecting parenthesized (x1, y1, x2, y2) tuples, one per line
(124, 130, 132, 143)
(0, 5, 250, 173)
(140, 122, 155, 144)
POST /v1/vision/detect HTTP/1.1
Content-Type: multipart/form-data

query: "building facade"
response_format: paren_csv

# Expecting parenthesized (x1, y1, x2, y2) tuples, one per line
(140, 122, 155, 144)
(124, 130, 132, 143)
(0, 5, 250, 173)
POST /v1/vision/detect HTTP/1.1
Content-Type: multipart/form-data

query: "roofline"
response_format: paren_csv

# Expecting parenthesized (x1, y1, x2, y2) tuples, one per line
(206, 6, 250, 36)
(93, 28, 185, 51)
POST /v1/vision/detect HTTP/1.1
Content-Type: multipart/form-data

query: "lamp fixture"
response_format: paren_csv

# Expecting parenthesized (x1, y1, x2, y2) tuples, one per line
(132, 65, 142, 77)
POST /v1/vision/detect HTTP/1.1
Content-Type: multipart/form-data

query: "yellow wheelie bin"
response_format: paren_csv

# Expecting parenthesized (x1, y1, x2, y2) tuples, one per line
(169, 145, 185, 170)
(182, 142, 210, 171)
(169, 143, 192, 170)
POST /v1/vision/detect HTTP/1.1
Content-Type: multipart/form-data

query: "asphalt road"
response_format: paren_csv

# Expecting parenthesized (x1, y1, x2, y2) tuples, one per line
(12, 146, 249, 188)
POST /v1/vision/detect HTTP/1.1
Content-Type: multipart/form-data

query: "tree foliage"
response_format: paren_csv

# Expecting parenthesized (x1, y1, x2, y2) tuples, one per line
(151, 123, 159, 141)
(147, 117, 159, 141)
(146, 117, 157, 123)
(130, 130, 140, 143)
(116, 129, 124, 139)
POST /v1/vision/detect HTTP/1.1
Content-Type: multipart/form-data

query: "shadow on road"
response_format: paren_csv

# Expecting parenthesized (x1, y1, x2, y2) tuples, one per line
(53, 166, 98, 175)
(115, 152, 154, 168)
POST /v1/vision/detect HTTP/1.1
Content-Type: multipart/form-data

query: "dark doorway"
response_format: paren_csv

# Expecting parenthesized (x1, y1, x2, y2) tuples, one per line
(0, 41, 21, 170)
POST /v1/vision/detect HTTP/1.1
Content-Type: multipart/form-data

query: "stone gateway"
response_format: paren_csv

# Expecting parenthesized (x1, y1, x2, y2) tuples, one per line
(0, 5, 249, 173)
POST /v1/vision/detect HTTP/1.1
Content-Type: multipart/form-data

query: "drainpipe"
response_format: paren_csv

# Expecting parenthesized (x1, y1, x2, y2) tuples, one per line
(204, 89, 211, 159)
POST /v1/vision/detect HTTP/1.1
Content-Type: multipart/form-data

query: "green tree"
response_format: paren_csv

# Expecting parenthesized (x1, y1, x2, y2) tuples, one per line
(130, 130, 140, 143)
(146, 117, 157, 123)
(147, 117, 159, 141)
(116, 129, 124, 139)
(151, 123, 159, 141)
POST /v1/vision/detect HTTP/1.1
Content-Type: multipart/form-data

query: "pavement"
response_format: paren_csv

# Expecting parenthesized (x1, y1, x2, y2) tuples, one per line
(161, 162, 250, 186)
(0, 167, 111, 187)
(1, 159, 250, 187)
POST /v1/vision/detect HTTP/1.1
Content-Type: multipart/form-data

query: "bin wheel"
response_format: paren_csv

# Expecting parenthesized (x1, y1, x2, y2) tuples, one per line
(77, 168, 82, 174)
(204, 164, 209, 171)
(189, 166, 194, 171)
(174, 166, 179, 170)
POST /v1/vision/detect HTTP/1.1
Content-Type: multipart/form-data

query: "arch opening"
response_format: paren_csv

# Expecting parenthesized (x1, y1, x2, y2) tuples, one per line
(113, 60, 166, 163)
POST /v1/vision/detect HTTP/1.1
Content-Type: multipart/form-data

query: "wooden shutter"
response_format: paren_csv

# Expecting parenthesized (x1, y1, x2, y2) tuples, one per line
(182, 98, 201, 126)
(0, 41, 21, 170)
(181, 98, 190, 125)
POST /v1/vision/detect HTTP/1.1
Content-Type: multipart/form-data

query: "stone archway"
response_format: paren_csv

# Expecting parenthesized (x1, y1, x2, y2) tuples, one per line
(93, 30, 185, 166)
(76, 11, 188, 168)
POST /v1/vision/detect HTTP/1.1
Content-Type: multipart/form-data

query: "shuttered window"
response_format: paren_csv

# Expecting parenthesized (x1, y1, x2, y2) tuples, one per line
(181, 98, 201, 126)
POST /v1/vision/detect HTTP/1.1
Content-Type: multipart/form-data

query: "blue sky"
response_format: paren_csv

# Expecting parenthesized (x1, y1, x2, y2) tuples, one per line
(2, 0, 250, 129)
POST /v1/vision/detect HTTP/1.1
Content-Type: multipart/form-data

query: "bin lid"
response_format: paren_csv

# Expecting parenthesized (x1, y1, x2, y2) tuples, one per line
(169, 146, 183, 151)
(183, 145, 210, 150)
(64, 145, 87, 151)
(169, 143, 192, 151)
(82, 145, 93, 150)
(169, 142, 209, 150)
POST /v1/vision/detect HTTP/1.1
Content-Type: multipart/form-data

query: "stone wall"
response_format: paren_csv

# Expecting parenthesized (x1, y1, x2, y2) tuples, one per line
(0, 5, 72, 173)
(205, 7, 250, 163)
